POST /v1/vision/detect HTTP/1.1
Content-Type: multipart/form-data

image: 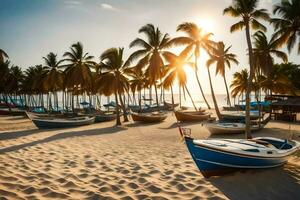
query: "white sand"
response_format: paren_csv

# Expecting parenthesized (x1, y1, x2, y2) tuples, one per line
(0, 113, 299, 200)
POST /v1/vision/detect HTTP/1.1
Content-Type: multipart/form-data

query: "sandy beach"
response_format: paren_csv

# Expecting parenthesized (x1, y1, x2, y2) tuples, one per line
(0, 113, 300, 200)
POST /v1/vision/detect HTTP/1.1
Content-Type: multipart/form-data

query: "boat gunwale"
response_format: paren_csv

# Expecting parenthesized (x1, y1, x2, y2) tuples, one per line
(192, 139, 298, 159)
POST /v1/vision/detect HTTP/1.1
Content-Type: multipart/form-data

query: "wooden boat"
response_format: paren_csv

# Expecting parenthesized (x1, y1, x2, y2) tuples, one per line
(94, 112, 123, 122)
(164, 101, 179, 110)
(205, 122, 264, 135)
(131, 112, 167, 123)
(26, 112, 95, 129)
(0, 108, 26, 116)
(175, 110, 210, 122)
(178, 126, 300, 178)
(221, 111, 260, 122)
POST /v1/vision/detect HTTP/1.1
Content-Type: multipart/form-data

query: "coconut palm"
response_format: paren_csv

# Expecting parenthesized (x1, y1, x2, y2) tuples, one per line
(168, 22, 216, 109)
(127, 68, 147, 111)
(0, 60, 11, 109)
(97, 47, 130, 125)
(22, 65, 47, 108)
(43, 52, 64, 111)
(0, 49, 9, 64)
(253, 31, 288, 77)
(162, 49, 197, 110)
(224, 0, 270, 138)
(230, 69, 249, 99)
(63, 42, 96, 111)
(128, 24, 171, 109)
(271, 0, 300, 54)
(207, 42, 239, 107)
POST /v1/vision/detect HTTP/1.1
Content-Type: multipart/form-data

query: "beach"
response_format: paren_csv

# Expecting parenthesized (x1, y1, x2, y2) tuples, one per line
(0, 113, 299, 200)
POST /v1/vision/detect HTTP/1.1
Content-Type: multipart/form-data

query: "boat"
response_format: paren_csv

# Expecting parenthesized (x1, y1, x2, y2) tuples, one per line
(131, 112, 167, 123)
(26, 112, 95, 129)
(94, 112, 122, 122)
(175, 110, 210, 122)
(164, 101, 179, 110)
(178, 126, 300, 178)
(205, 122, 264, 135)
(221, 111, 260, 122)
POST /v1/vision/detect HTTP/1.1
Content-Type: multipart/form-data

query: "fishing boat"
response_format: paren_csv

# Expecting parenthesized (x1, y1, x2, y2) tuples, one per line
(94, 112, 122, 122)
(221, 111, 260, 122)
(178, 125, 300, 178)
(26, 112, 95, 129)
(164, 101, 179, 110)
(205, 122, 264, 135)
(175, 110, 210, 122)
(131, 112, 167, 123)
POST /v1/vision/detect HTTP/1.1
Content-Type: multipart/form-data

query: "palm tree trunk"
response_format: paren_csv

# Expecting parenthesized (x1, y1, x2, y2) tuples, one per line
(115, 91, 121, 125)
(223, 76, 232, 106)
(184, 85, 197, 111)
(154, 84, 159, 110)
(118, 92, 129, 122)
(138, 90, 142, 112)
(207, 67, 222, 120)
(179, 85, 181, 108)
(245, 22, 254, 139)
(170, 85, 174, 110)
(195, 56, 211, 109)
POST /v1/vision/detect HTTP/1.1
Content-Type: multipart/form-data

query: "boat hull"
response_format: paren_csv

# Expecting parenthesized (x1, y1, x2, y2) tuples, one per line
(185, 138, 289, 178)
(175, 111, 210, 122)
(32, 117, 95, 129)
(205, 123, 262, 135)
(131, 113, 167, 123)
(95, 114, 117, 122)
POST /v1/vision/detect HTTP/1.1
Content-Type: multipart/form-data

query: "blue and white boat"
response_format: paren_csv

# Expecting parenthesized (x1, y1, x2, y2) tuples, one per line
(178, 126, 300, 178)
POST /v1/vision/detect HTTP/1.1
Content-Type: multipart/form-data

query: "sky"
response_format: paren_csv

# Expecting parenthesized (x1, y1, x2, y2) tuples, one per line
(1, 0, 299, 95)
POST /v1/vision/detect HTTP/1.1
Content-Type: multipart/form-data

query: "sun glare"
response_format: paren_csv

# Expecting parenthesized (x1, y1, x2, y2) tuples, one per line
(197, 18, 215, 34)
(183, 64, 195, 78)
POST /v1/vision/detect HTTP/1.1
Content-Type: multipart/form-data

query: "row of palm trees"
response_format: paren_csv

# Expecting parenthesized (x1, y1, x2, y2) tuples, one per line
(0, 0, 299, 129)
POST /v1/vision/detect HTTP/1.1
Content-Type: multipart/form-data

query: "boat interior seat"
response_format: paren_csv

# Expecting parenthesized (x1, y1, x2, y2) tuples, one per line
(248, 139, 274, 148)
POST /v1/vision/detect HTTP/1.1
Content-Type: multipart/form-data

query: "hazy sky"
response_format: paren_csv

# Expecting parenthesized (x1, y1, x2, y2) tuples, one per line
(1, 0, 299, 94)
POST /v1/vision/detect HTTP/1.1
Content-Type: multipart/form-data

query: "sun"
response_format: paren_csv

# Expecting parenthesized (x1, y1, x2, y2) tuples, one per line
(197, 18, 215, 34)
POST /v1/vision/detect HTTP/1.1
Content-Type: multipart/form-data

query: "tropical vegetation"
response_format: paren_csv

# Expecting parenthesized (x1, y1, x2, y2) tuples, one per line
(1, 0, 299, 127)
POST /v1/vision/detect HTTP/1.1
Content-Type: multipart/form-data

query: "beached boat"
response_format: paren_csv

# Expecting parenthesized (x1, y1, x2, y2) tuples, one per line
(221, 111, 260, 122)
(175, 110, 210, 122)
(94, 113, 120, 122)
(131, 112, 167, 123)
(26, 112, 95, 128)
(178, 126, 300, 178)
(204, 122, 264, 135)
(164, 101, 179, 110)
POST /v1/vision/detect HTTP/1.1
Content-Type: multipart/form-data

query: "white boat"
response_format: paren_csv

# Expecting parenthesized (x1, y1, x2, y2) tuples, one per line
(205, 122, 263, 135)
(178, 125, 300, 178)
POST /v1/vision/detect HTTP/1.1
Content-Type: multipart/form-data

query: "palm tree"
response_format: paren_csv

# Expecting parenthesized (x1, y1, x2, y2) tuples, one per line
(168, 22, 215, 109)
(7, 66, 24, 103)
(207, 42, 239, 107)
(162, 49, 197, 110)
(230, 69, 249, 100)
(128, 68, 147, 111)
(22, 65, 47, 108)
(0, 60, 11, 109)
(0, 49, 9, 64)
(97, 47, 130, 125)
(271, 0, 300, 54)
(43, 52, 64, 111)
(253, 31, 288, 77)
(128, 24, 171, 109)
(63, 42, 96, 111)
(224, 0, 270, 138)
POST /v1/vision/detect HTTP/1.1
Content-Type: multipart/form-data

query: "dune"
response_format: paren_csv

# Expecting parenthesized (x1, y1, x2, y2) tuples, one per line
(0, 113, 299, 199)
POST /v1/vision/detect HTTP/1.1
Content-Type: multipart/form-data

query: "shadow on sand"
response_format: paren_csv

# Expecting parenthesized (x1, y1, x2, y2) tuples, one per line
(208, 165, 300, 200)
(0, 129, 48, 141)
(0, 126, 127, 154)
